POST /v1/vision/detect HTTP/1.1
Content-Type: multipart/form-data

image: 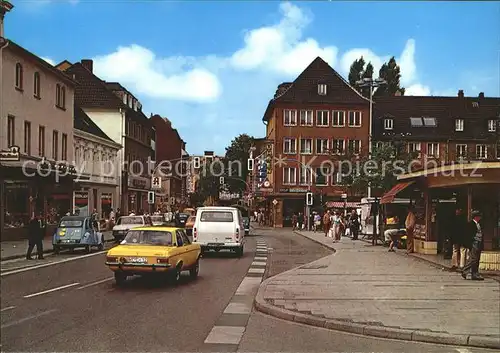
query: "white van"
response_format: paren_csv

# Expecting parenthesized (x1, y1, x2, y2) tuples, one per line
(193, 206, 245, 256)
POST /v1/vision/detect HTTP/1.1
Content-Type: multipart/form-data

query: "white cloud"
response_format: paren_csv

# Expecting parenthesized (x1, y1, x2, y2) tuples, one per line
(93, 45, 221, 103)
(41, 57, 55, 65)
(406, 84, 431, 96)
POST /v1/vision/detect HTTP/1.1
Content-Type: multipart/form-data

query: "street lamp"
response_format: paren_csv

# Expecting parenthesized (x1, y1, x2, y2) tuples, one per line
(356, 77, 386, 198)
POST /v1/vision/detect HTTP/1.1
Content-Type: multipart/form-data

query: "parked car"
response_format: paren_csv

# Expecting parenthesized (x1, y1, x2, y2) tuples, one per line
(53, 216, 104, 254)
(175, 213, 189, 228)
(185, 215, 196, 237)
(105, 226, 201, 286)
(151, 215, 166, 226)
(112, 215, 152, 242)
(193, 206, 245, 256)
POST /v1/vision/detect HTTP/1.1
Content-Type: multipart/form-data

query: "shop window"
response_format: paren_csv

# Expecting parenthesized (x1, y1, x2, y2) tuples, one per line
(47, 194, 71, 223)
(3, 182, 30, 228)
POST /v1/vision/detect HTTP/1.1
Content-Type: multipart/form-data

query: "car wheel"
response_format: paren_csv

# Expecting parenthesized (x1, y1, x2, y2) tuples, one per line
(170, 266, 181, 284)
(85, 245, 91, 253)
(236, 246, 244, 257)
(114, 272, 127, 286)
(189, 259, 200, 279)
(53, 245, 60, 255)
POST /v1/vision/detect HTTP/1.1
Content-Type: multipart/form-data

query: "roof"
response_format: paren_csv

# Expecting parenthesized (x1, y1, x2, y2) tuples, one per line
(263, 57, 370, 121)
(6, 40, 76, 85)
(74, 105, 114, 142)
(373, 95, 500, 141)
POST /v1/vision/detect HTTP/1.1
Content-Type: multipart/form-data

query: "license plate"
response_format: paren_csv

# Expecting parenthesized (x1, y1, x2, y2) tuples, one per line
(127, 257, 147, 263)
(207, 243, 223, 246)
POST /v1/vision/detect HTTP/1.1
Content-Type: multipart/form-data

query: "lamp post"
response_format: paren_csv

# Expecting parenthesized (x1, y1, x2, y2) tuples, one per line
(356, 77, 386, 198)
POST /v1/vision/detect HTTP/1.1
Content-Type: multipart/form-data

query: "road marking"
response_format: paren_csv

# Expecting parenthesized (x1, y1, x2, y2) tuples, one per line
(23, 283, 80, 298)
(248, 268, 265, 274)
(77, 278, 113, 290)
(254, 256, 267, 261)
(1, 309, 57, 329)
(204, 326, 245, 344)
(0, 306, 15, 312)
(251, 261, 267, 266)
(223, 302, 252, 314)
(1, 251, 106, 277)
(455, 349, 472, 353)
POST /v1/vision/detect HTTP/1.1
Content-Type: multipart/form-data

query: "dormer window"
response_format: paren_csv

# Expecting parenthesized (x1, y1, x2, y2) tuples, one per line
(123, 94, 127, 104)
(488, 119, 496, 132)
(455, 119, 464, 131)
(423, 117, 437, 126)
(472, 102, 479, 108)
(384, 118, 393, 130)
(318, 84, 327, 96)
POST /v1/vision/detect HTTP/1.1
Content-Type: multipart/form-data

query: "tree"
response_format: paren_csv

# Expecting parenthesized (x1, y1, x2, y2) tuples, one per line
(374, 56, 405, 96)
(348, 57, 366, 91)
(223, 134, 254, 195)
(195, 161, 225, 205)
(360, 62, 374, 98)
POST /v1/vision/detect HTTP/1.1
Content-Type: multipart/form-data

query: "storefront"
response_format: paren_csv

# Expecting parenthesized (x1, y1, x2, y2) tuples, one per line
(125, 175, 151, 214)
(72, 182, 118, 219)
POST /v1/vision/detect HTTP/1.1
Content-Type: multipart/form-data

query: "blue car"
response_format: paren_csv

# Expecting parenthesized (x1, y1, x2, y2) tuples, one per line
(53, 216, 104, 254)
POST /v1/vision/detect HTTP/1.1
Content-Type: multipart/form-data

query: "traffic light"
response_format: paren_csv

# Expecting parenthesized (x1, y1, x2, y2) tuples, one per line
(306, 192, 313, 206)
(193, 157, 200, 169)
(148, 191, 155, 204)
(219, 176, 225, 185)
(247, 158, 254, 171)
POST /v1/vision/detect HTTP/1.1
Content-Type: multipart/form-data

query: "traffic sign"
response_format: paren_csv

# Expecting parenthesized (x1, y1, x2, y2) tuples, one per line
(151, 176, 162, 189)
(272, 199, 278, 206)
(147, 191, 155, 204)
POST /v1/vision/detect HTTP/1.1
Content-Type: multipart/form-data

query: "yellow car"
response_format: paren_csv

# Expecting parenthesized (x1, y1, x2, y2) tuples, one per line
(105, 226, 201, 286)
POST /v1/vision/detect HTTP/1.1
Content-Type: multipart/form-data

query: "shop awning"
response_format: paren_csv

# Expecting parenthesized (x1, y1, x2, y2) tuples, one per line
(326, 201, 360, 208)
(380, 181, 415, 204)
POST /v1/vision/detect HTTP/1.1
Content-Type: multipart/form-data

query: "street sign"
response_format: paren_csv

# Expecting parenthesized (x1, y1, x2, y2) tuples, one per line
(272, 199, 278, 206)
(147, 191, 155, 204)
(151, 176, 162, 189)
(306, 192, 313, 206)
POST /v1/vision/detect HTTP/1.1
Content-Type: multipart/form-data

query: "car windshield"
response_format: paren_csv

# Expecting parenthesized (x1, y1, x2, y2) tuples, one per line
(117, 217, 143, 225)
(122, 230, 173, 246)
(200, 211, 233, 222)
(59, 220, 83, 227)
(151, 216, 163, 222)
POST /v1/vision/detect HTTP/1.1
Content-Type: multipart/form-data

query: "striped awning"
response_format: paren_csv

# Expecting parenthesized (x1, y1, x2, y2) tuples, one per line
(381, 181, 415, 204)
(326, 201, 360, 208)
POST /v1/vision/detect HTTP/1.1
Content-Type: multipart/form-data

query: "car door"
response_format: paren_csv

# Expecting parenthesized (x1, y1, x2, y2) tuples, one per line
(179, 229, 198, 265)
(174, 230, 189, 269)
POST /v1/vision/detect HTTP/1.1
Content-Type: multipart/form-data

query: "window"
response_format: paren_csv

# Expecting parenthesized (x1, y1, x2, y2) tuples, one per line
(123, 94, 127, 104)
(496, 142, 500, 159)
(24, 121, 31, 154)
(39, 126, 45, 157)
(33, 72, 41, 98)
(332, 139, 345, 154)
(423, 117, 437, 127)
(15, 63, 23, 90)
(61, 87, 66, 108)
(316, 139, 329, 154)
(52, 131, 59, 160)
(299, 110, 313, 126)
(283, 138, 296, 154)
(315, 167, 329, 186)
(332, 111, 345, 127)
(7, 116, 15, 146)
(199, 211, 234, 222)
(56, 84, 66, 108)
(318, 84, 327, 95)
(348, 140, 362, 155)
(348, 111, 362, 127)
(299, 166, 313, 185)
(299, 138, 312, 154)
(283, 109, 297, 126)
(410, 117, 423, 127)
(456, 144, 468, 159)
(427, 143, 439, 157)
(408, 142, 421, 157)
(455, 119, 464, 131)
(384, 118, 393, 130)
(472, 102, 479, 108)
(61, 133, 67, 160)
(476, 144, 487, 159)
(316, 110, 329, 126)
(488, 119, 497, 132)
(283, 167, 296, 185)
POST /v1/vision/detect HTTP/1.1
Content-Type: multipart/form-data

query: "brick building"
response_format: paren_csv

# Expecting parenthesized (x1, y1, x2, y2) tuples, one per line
(261, 57, 371, 227)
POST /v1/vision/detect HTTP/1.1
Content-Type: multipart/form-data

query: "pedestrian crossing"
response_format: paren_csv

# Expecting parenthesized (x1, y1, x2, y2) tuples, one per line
(203, 239, 268, 351)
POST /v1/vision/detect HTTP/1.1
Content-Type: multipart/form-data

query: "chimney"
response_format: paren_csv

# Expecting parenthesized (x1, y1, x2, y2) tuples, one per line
(395, 90, 402, 96)
(458, 90, 464, 98)
(81, 59, 93, 73)
(478, 92, 484, 99)
(0, 1, 14, 39)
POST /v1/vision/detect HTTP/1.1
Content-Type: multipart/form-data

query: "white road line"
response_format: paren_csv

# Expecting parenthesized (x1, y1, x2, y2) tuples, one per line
(204, 326, 245, 344)
(1, 309, 57, 329)
(251, 261, 267, 266)
(77, 278, 113, 290)
(0, 306, 15, 312)
(248, 268, 265, 274)
(455, 349, 472, 353)
(1, 251, 106, 277)
(23, 283, 80, 298)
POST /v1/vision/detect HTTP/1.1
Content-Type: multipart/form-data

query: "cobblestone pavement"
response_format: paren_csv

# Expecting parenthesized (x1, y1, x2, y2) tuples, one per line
(258, 231, 500, 348)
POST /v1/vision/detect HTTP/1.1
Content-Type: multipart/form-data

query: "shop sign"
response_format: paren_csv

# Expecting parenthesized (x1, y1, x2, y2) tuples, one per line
(129, 177, 147, 189)
(74, 191, 88, 200)
(0, 146, 20, 162)
(279, 188, 308, 193)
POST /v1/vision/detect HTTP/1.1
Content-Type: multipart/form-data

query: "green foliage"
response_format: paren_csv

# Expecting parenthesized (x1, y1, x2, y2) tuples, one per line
(195, 161, 224, 201)
(374, 57, 405, 96)
(223, 134, 254, 194)
(348, 57, 366, 90)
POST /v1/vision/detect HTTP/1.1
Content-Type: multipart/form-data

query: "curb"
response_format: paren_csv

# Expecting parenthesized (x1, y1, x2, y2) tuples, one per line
(293, 231, 336, 252)
(256, 234, 500, 350)
(1, 236, 115, 262)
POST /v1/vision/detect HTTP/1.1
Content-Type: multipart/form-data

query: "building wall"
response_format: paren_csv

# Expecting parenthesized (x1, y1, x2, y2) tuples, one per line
(2, 47, 74, 162)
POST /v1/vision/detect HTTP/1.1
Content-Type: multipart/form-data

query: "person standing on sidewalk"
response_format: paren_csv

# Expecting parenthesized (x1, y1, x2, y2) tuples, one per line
(292, 213, 298, 231)
(450, 208, 467, 270)
(405, 205, 416, 254)
(26, 214, 42, 260)
(298, 212, 304, 230)
(323, 210, 331, 237)
(349, 210, 360, 240)
(461, 210, 484, 280)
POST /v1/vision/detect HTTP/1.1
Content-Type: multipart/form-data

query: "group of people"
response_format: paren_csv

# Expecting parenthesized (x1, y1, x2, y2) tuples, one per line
(25, 212, 47, 260)
(384, 205, 416, 254)
(320, 209, 360, 242)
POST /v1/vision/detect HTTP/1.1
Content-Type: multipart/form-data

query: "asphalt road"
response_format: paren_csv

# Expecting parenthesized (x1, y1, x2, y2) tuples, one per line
(1, 226, 496, 352)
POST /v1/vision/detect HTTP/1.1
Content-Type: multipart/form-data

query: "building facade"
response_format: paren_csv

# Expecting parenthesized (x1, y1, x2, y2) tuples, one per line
(261, 57, 371, 227)
(1, 39, 76, 240)
(186, 151, 224, 195)
(73, 106, 121, 218)
(58, 60, 154, 214)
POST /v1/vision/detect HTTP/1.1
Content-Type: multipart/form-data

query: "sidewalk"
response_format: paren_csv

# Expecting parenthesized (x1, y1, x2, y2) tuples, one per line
(255, 231, 500, 349)
(0, 231, 114, 261)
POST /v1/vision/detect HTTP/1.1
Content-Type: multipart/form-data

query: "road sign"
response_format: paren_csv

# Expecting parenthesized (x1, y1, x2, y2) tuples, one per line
(147, 191, 155, 204)
(151, 176, 162, 189)
(272, 199, 278, 206)
(306, 192, 313, 206)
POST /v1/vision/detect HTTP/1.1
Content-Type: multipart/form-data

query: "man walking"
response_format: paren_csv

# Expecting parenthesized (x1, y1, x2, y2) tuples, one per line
(451, 208, 467, 270)
(461, 210, 484, 280)
(405, 205, 416, 254)
(26, 214, 41, 260)
(349, 210, 360, 240)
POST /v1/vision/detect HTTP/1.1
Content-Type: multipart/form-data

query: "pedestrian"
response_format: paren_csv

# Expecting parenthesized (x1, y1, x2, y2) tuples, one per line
(323, 210, 331, 237)
(332, 211, 342, 242)
(36, 212, 46, 259)
(298, 212, 304, 230)
(26, 214, 42, 260)
(461, 210, 484, 280)
(313, 213, 321, 232)
(349, 209, 360, 240)
(405, 205, 416, 254)
(450, 208, 467, 270)
(291, 213, 298, 231)
(91, 208, 99, 231)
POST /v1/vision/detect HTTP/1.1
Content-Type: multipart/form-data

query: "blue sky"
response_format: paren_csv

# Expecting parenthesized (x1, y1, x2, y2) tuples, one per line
(6, 0, 500, 155)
